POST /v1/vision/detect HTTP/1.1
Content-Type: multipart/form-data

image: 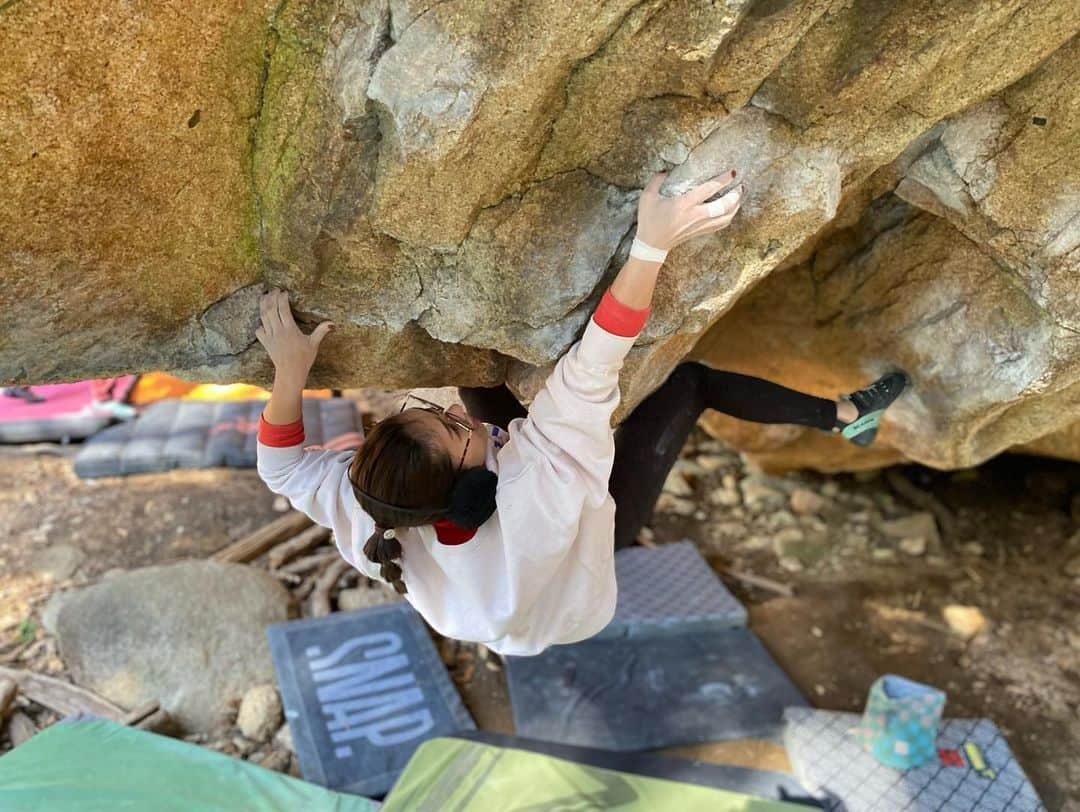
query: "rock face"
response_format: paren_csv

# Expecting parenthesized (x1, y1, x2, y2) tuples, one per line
(2, 1, 1078, 469)
(54, 561, 291, 733)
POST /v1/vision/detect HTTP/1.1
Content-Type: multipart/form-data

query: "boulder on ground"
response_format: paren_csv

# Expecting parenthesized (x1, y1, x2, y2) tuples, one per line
(54, 561, 291, 733)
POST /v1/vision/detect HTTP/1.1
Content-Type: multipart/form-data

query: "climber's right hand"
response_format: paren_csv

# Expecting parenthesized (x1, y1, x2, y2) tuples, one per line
(254, 289, 334, 384)
(635, 169, 744, 252)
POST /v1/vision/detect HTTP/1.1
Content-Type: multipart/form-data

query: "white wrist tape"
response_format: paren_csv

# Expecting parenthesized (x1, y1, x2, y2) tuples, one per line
(630, 236, 668, 263)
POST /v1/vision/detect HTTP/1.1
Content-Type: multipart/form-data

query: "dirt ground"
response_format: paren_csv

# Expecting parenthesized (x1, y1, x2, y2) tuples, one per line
(1, 427, 1077, 809)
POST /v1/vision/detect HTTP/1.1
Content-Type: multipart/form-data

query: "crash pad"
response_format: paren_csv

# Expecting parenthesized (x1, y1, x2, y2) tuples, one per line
(382, 736, 809, 811)
(267, 603, 475, 797)
(452, 730, 822, 806)
(0, 378, 136, 443)
(596, 540, 747, 639)
(73, 397, 359, 477)
(783, 708, 1045, 812)
(0, 716, 376, 812)
(505, 626, 807, 750)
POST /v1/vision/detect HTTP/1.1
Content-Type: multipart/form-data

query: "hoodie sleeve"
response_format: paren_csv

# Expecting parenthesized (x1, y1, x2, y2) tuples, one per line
(255, 416, 379, 579)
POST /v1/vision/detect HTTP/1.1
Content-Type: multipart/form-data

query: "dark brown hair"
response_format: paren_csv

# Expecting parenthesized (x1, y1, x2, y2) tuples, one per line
(349, 413, 458, 594)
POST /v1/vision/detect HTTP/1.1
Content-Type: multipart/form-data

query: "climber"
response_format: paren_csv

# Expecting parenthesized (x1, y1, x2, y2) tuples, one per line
(254, 169, 907, 656)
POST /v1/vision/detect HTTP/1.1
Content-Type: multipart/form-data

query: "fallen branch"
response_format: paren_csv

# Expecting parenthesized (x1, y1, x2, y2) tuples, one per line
(718, 567, 795, 599)
(885, 468, 957, 541)
(271, 570, 303, 586)
(269, 526, 332, 570)
(310, 559, 352, 617)
(121, 700, 160, 727)
(0, 666, 125, 722)
(0, 678, 16, 719)
(7, 711, 37, 747)
(213, 512, 313, 564)
(279, 550, 338, 576)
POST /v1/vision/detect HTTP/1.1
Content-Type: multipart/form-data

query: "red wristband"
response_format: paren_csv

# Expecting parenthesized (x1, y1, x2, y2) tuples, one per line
(593, 289, 650, 337)
(258, 415, 305, 447)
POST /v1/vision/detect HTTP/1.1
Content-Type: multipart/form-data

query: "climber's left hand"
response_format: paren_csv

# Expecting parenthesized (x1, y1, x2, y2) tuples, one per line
(255, 289, 334, 384)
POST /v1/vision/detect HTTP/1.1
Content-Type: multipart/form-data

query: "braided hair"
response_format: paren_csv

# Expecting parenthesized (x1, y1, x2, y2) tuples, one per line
(349, 414, 457, 595)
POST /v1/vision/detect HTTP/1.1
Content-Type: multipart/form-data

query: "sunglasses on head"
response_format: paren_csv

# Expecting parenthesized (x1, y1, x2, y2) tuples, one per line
(400, 393, 474, 471)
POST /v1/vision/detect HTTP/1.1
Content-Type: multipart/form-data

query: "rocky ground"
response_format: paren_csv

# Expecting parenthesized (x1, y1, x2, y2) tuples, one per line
(0, 419, 1077, 809)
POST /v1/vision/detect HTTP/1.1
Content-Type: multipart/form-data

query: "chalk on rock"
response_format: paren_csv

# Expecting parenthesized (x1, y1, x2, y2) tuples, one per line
(266, 603, 474, 796)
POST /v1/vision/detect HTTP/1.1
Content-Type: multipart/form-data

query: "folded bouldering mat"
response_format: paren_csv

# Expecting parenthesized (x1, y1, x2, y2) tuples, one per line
(596, 540, 747, 639)
(783, 708, 1046, 811)
(452, 730, 822, 807)
(505, 626, 807, 750)
(0, 716, 377, 812)
(74, 397, 360, 477)
(267, 603, 475, 797)
(382, 736, 811, 811)
(0, 378, 136, 443)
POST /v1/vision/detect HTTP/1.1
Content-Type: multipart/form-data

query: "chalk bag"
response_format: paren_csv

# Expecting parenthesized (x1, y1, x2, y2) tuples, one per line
(852, 674, 945, 770)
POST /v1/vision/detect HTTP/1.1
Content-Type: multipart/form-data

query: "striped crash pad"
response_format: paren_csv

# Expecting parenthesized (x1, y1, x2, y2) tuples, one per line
(74, 397, 361, 477)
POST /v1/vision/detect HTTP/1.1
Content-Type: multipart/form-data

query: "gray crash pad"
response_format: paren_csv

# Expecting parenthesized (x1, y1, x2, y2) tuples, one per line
(453, 730, 822, 807)
(74, 397, 359, 477)
(267, 603, 474, 797)
(505, 627, 807, 751)
(783, 708, 1045, 812)
(595, 540, 747, 639)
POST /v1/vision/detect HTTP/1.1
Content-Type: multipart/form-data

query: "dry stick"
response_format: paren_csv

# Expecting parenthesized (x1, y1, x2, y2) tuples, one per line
(293, 556, 336, 602)
(7, 711, 37, 747)
(0, 666, 125, 722)
(885, 468, 957, 542)
(134, 708, 171, 732)
(269, 526, 331, 570)
(0, 678, 16, 719)
(121, 700, 160, 727)
(718, 567, 795, 599)
(310, 559, 352, 618)
(213, 512, 313, 564)
(280, 550, 338, 576)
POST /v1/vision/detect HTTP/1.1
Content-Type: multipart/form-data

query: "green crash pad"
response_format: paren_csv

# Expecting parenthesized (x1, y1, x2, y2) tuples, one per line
(0, 717, 377, 812)
(383, 737, 808, 811)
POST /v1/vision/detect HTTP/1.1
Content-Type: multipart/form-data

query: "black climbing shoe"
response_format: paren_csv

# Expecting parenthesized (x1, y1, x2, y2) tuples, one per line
(838, 371, 909, 447)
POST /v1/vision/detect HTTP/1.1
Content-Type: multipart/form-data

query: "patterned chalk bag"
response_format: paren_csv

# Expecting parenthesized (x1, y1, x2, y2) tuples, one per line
(853, 674, 945, 769)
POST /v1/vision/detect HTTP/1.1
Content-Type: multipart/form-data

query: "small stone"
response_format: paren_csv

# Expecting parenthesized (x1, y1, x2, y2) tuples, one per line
(821, 481, 840, 497)
(871, 547, 897, 562)
(1064, 555, 1080, 578)
(656, 494, 696, 516)
(638, 526, 655, 544)
(696, 455, 727, 472)
(255, 749, 291, 771)
(693, 510, 707, 521)
(237, 684, 283, 743)
(802, 516, 828, 534)
(741, 535, 770, 551)
(814, 684, 827, 696)
(961, 542, 985, 557)
(741, 478, 785, 507)
(811, 626, 823, 638)
(272, 496, 290, 513)
(899, 537, 927, 556)
(877, 512, 940, 548)
(790, 489, 826, 516)
(337, 583, 402, 612)
(778, 557, 804, 573)
(273, 723, 295, 754)
(773, 528, 826, 567)
(943, 605, 988, 640)
(232, 735, 257, 756)
(662, 469, 694, 497)
(708, 487, 741, 507)
(849, 511, 872, 524)
(769, 510, 798, 529)
(28, 544, 86, 581)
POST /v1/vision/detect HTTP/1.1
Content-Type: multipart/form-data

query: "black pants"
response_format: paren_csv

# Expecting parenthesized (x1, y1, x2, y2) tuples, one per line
(460, 363, 837, 550)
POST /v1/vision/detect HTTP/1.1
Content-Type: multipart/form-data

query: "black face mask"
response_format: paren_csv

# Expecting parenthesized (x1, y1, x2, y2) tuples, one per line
(354, 466, 498, 530)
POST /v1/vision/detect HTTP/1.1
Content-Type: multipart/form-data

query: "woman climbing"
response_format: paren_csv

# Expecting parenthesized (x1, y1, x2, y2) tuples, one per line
(255, 169, 907, 656)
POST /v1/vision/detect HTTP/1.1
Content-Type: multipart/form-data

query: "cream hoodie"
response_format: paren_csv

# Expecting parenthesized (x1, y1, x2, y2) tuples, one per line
(257, 314, 637, 656)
